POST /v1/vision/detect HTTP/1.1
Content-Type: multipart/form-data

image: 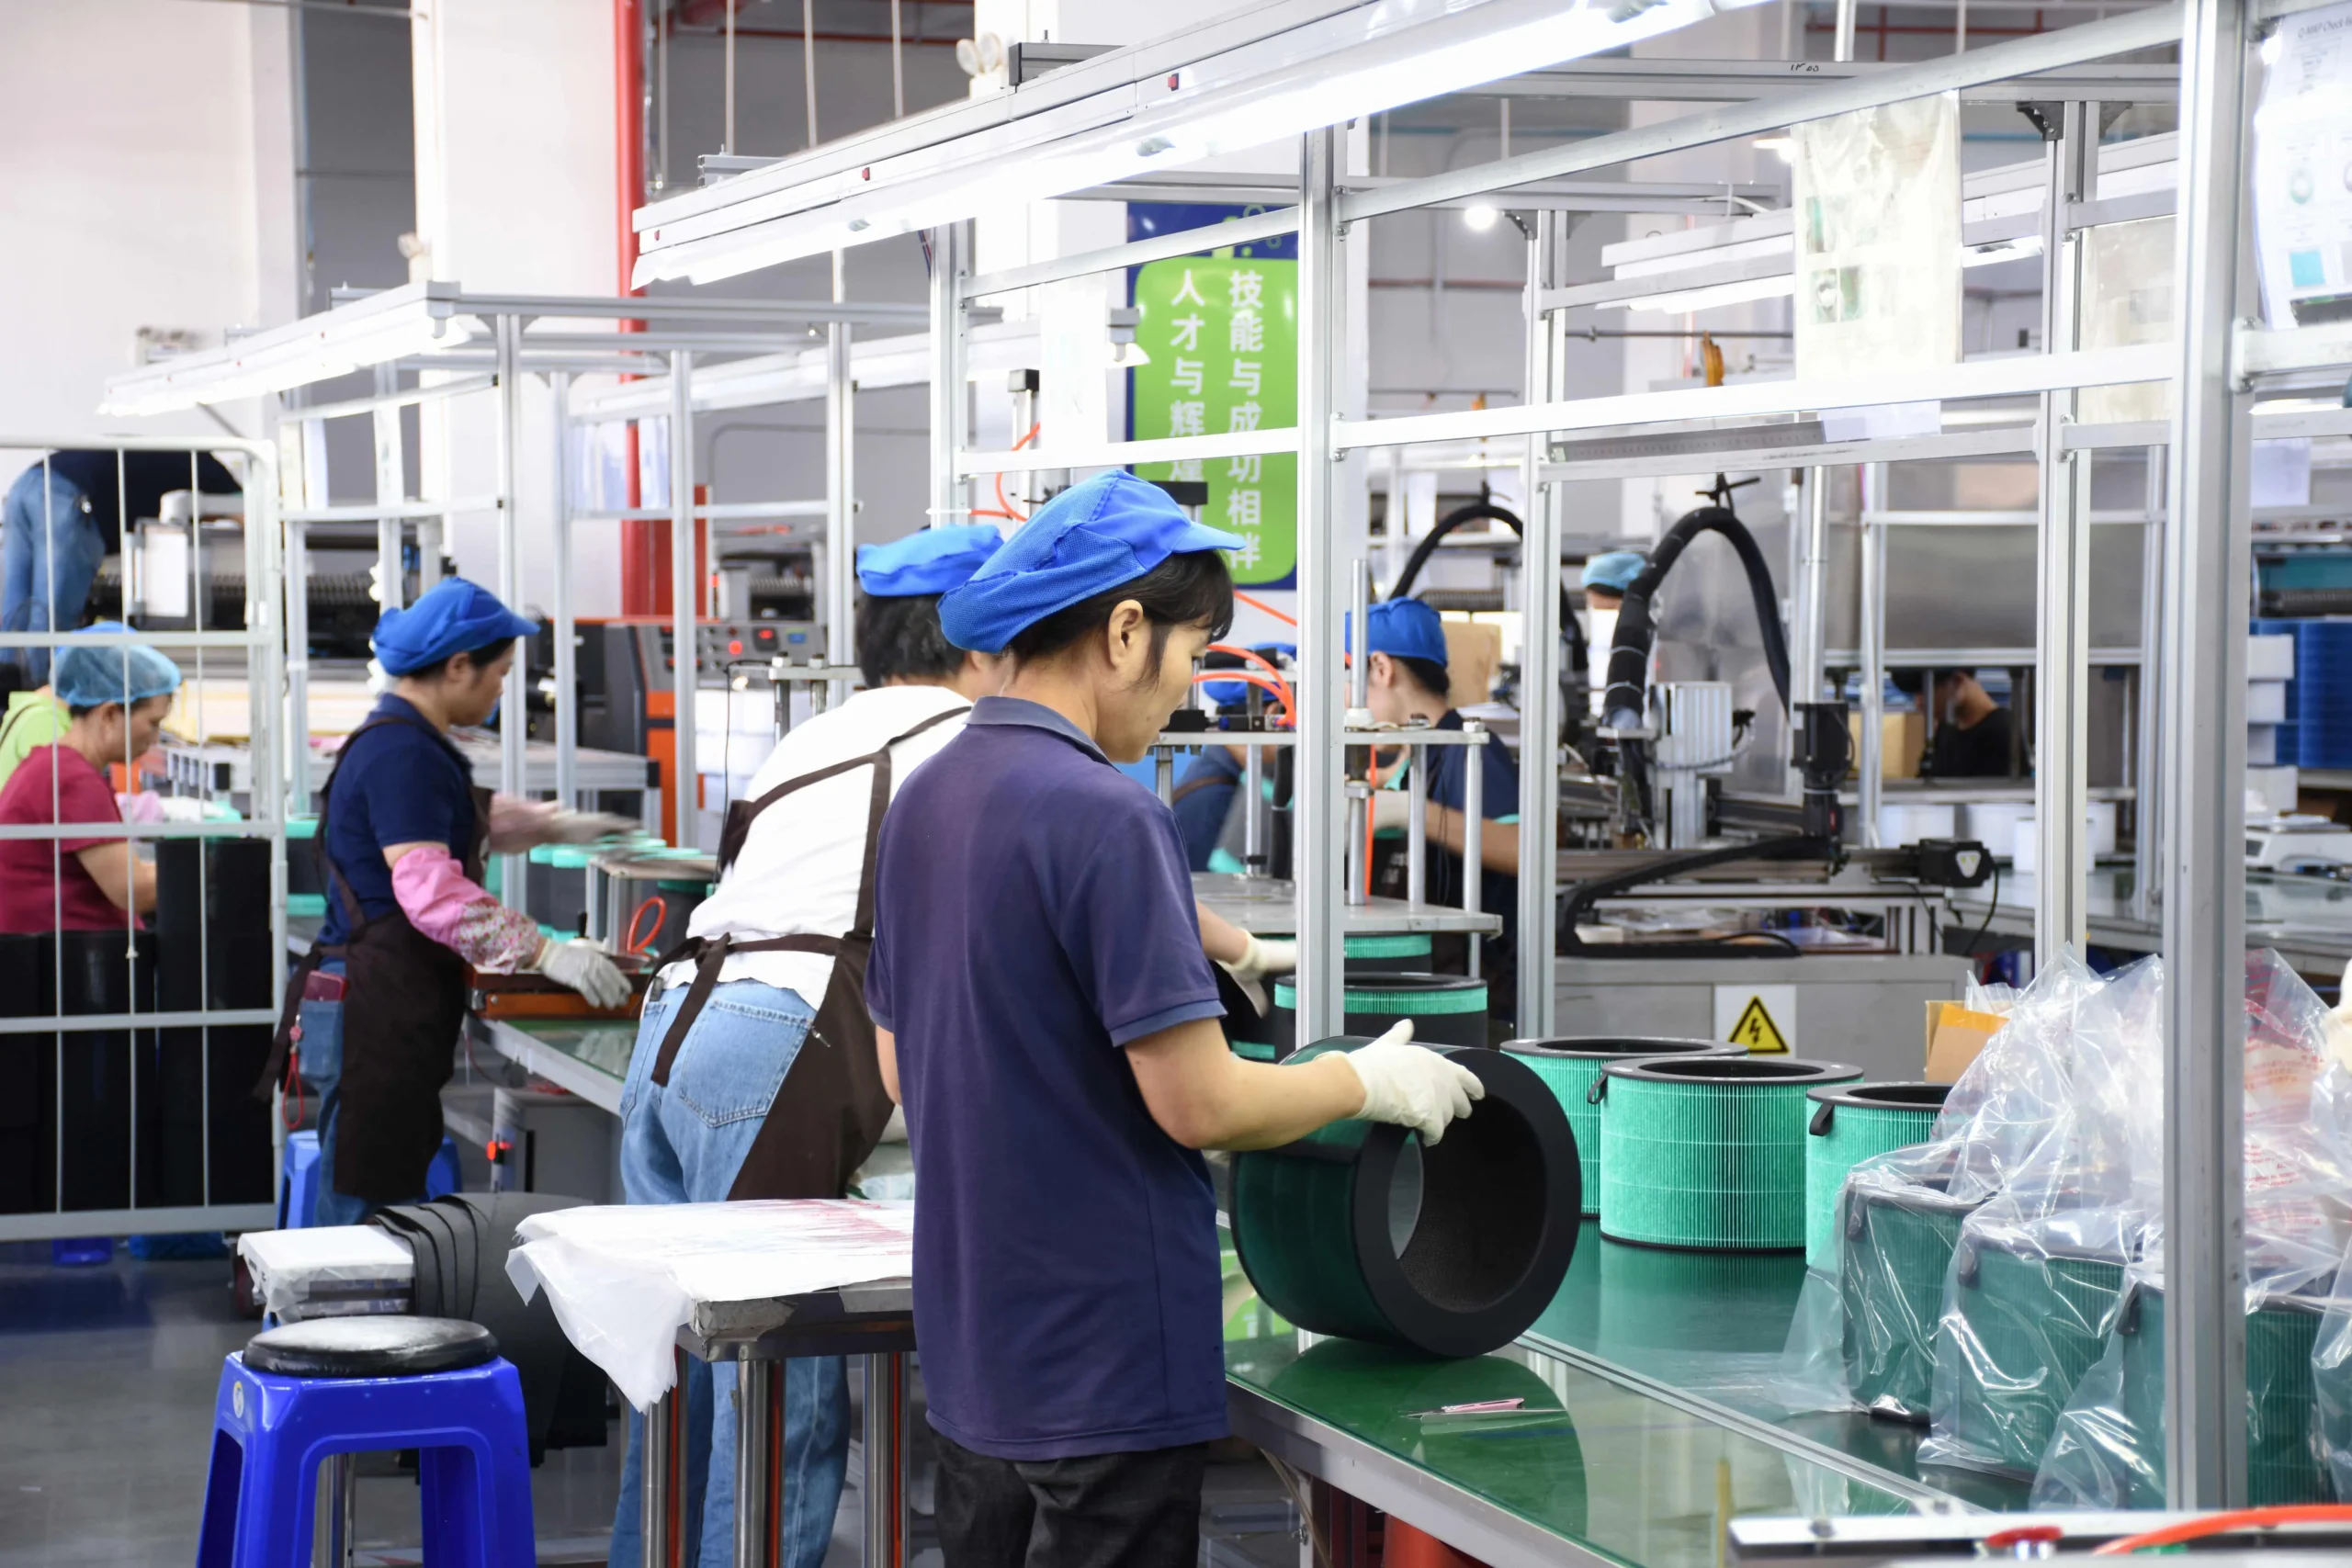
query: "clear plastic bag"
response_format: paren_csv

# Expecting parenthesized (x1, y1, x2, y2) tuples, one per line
(237, 1225, 416, 1321)
(2037, 950, 2348, 1506)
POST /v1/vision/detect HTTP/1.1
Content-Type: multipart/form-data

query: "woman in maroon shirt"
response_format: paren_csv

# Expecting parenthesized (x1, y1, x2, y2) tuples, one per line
(0, 625, 179, 932)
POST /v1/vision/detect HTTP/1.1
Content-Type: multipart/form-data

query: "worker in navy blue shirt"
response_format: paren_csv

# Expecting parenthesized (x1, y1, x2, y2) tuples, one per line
(263, 579, 630, 1225)
(864, 471, 1486, 1568)
(1355, 597, 1523, 1027)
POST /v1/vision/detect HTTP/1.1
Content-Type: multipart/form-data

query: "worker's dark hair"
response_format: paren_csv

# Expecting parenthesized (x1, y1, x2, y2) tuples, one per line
(856, 593, 966, 686)
(1389, 654, 1453, 703)
(1888, 669, 1962, 700)
(1004, 549, 1236, 675)
(407, 637, 519, 683)
(65, 693, 172, 721)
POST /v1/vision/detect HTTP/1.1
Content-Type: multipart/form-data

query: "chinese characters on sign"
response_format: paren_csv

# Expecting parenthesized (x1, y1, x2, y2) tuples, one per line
(1131, 250, 1298, 587)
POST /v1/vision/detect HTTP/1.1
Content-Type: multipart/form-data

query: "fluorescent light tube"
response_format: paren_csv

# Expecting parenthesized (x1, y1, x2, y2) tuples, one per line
(99, 282, 478, 416)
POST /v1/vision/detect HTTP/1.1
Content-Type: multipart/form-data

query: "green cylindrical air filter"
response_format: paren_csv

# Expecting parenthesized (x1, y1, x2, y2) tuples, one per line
(1803, 1083, 1948, 1267)
(1945, 1235, 2127, 1475)
(2116, 1284, 2331, 1506)
(1838, 1179, 1979, 1422)
(1230, 1037, 1579, 1358)
(1230, 1038, 1277, 1063)
(1269, 973, 1488, 1058)
(1594, 1056, 1862, 1251)
(1502, 1038, 1744, 1218)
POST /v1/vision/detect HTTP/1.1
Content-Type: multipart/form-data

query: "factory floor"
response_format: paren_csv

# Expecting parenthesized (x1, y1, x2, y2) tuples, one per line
(0, 1244, 1299, 1567)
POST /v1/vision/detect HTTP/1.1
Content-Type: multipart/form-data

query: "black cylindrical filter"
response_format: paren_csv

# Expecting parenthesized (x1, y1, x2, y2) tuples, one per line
(1230, 1037, 1579, 1359)
(1268, 973, 1488, 1058)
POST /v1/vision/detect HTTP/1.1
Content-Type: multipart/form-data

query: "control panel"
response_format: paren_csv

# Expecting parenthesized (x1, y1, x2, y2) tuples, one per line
(645, 620, 823, 672)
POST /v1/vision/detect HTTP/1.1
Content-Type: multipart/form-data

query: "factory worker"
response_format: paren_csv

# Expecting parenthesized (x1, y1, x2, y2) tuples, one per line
(865, 470, 1483, 1568)
(1355, 596, 1524, 1029)
(260, 578, 630, 1230)
(1891, 668, 2018, 779)
(0, 626, 180, 932)
(1581, 549, 1646, 721)
(1170, 643, 1294, 874)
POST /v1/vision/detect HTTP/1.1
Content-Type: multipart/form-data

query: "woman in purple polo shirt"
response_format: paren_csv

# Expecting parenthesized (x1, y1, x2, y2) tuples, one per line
(863, 471, 1487, 1568)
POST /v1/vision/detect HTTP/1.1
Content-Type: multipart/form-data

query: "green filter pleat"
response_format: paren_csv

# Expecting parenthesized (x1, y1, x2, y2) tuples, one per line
(1806, 1101, 1940, 1267)
(1948, 1243, 2126, 1474)
(2118, 1289, 2331, 1506)
(1231, 1038, 1276, 1063)
(1514, 1054, 1606, 1217)
(1600, 1077, 1830, 1250)
(1839, 1188, 1974, 1421)
(1345, 934, 1431, 961)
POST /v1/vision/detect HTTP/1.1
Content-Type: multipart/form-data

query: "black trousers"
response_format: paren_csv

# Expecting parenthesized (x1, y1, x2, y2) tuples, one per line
(933, 1430, 1208, 1568)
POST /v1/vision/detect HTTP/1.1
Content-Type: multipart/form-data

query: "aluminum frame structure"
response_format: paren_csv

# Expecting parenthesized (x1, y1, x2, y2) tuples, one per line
(637, 0, 2295, 1517)
(0, 435, 288, 1243)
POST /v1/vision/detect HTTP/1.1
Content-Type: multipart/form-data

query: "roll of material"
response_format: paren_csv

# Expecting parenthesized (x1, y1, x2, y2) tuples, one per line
(1838, 1177, 1980, 1422)
(1504, 1038, 1744, 1218)
(1269, 973, 1488, 1058)
(1803, 1083, 1947, 1266)
(1230, 1037, 1579, 1358)
(2118, 1284, 2331, 1506)
(1594, 1055, 1862, 1252)
(1945, 1235, 2127, 1475)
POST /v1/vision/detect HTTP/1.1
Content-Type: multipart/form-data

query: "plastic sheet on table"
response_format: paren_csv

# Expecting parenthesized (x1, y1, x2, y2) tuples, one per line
(238, 1224, 416, 1321)
(505, 1199, 914, 1410)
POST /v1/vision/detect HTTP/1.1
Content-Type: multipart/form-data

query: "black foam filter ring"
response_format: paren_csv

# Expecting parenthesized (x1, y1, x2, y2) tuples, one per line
(1268, 973, 1488, 1058)
(1230, 1036, 1580, 1359)
(1503, 1037, 1745, 1218)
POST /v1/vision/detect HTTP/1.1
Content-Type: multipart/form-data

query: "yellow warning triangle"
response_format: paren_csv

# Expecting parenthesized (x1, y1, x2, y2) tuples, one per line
(1728, 996, 1790, 1055)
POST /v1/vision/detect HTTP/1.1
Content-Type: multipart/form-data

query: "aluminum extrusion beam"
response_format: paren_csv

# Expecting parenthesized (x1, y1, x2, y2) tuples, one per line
(552, 371, 578, 809)
(1295, 128, 1347, 1044)
(1518, 214, 1560, 1035)
(1340, 5, 2184, 222)
(930, 222, 970, 525)
(964, 207, 1301, 300)
(2159, 0, 2253, 1510)
(826, 322, 856, 705)
(496, 316, 526, 903)
(1482, 57, 2176, 101)
(671, 353, 700, 850)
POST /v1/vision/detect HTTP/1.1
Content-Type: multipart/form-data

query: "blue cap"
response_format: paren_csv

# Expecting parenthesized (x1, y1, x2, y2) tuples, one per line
(1201, 643, 1295, 709)
(1345, 598, 1450, 669)
(937, 471, 1243, 653)
(856, 524, 1003, 598)
(372, 578, 539, 677)
(52, 624, 182, 710)
(1581, 550, 1647, 594)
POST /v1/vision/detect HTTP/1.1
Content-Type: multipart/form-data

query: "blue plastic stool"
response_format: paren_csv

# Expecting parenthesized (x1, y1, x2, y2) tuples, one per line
(195, 1317, 536, 1567)
(279, 1133, 461, 1229)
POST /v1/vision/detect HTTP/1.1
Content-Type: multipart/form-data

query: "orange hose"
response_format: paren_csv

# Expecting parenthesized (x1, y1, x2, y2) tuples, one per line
(2091, 1506, 2352, 1554)
(1234, 589, 1297, 626)
(993, 422, 1042, 524)
(1190, 670, 1291, 716)
(1204, 643, 1296, 714)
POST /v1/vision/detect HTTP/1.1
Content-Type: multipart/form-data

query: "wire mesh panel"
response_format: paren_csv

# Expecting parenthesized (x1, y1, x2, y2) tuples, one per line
(0, 435, 287, 1241)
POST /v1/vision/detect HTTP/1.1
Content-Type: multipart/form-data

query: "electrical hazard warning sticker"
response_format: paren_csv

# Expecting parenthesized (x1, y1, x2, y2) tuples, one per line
(1713, 985, 1795, 1054)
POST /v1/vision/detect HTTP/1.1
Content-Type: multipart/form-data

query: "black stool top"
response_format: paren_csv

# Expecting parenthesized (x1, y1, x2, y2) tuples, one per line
(245, 1315, 500, 1379)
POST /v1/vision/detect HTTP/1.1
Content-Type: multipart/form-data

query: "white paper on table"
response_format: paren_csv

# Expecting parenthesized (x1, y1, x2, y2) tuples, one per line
(2255, 1, 2352, 327)
(1821, 401, 1943, 443)
(2253, 437, 2315, 509)
(505, 1200, 915, 1410)
(1792, 95, 1962, 380)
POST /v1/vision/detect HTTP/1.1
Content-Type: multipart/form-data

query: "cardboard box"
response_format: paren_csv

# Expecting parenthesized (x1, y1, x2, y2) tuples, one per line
(1441, 618, 1502, 711)
(1924, 999, 2007, 1083)
(1850, 711, 1926, 781)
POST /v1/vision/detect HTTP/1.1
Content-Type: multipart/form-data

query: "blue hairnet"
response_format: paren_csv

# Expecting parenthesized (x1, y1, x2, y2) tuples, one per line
(373, 578, 539, 677)
(857, 524, 1003, 598)
(938, 472, 1242, 653)
(51, 624, 182, 710)
(1581, 550, 1648, 594)
(1345, 598, 1450, 668)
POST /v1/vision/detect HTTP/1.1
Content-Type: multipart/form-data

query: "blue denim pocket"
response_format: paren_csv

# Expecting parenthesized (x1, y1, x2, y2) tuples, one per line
(296, 998, 344, 1087)
(669, 986, 815, 1128)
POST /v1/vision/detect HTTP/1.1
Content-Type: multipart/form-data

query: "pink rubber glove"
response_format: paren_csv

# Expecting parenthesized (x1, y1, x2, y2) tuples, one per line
(390, 845, 543, 972)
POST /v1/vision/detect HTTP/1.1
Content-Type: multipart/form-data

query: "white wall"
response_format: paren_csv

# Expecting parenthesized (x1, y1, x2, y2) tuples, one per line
(0, 0, 295, 449)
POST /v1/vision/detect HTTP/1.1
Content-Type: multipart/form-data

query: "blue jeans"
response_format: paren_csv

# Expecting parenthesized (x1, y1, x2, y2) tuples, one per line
(298, 993, 384, 1229)
(609, 978, 848, 1568)
(1, 468, 106, 684)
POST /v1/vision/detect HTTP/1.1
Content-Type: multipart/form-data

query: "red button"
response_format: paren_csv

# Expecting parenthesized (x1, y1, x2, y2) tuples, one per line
(729, 638, 743, 655)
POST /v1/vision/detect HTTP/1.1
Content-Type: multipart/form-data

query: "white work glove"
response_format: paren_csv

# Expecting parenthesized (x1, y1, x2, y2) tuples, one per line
(1220, 934, 1296, 983)
(1340, 1021, 1485, 1145)
(536, 937, 632, 1010)
(539, 807, 640, 845)
(1371, 790, 1414, 832)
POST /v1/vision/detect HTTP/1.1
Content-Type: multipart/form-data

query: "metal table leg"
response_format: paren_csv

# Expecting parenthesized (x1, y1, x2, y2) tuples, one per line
(863, 1352, 908, 1568)
(646, 1350, 687, 1568)
(736, 1359, 777, 1568)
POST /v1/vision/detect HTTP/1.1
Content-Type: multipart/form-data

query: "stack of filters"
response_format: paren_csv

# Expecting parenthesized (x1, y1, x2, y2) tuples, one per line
(1501, 1037, 1741, 1217)
(1269, 973, 1487, 1057)
(1838, 1165, 1981, 1421)
(1226, 935, 1438, 1060)
(2254, 618, 2352, 769)
(1595, 1056, 1861, 1251)
(1803, 1083, 1948, 1266)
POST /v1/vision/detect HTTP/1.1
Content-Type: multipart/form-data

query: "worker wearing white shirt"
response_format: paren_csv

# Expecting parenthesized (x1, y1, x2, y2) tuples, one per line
(606, 525, 1004, 1568)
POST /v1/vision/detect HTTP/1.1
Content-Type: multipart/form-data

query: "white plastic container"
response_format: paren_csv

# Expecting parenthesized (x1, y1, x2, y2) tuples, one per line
(2250, 723, 2279, 767)
(1877, 802, 1959, 846)
(2248, 680, 2289, 725)
(2249, 634, 2297, 682)
(2008, 803, 2120, 873)
(1962, 802, 2035, 857)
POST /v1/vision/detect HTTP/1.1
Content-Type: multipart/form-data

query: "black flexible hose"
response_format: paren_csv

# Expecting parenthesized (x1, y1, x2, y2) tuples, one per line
(1389, 501, 1585, 675)
(1599, 505, 1792, 730)
(1557, 834, 1836, 957)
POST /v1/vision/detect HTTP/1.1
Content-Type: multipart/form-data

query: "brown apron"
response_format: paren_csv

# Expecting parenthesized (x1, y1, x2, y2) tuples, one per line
(262, 712, 492, 1202)
(650, 705, 966, 1201)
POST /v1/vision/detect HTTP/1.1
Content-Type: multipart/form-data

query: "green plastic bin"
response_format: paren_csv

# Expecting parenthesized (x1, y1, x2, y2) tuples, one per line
(1502, 1037, 1742, 1217)
(1595, 1055, 1861, 1251)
